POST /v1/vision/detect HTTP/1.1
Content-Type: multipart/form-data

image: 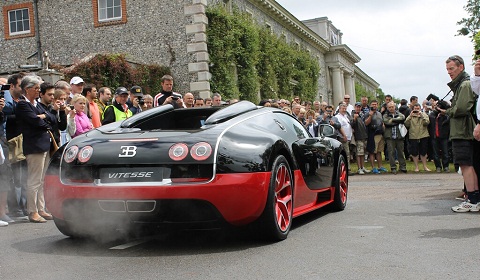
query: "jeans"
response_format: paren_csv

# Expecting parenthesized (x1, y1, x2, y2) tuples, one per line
(432, 137, 449, 169)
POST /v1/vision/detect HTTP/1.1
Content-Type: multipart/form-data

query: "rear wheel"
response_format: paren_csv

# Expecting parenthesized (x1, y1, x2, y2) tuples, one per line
(257, 155, 293, 241)
(53, 217, 79, 238)
(330, 154, 348, 211)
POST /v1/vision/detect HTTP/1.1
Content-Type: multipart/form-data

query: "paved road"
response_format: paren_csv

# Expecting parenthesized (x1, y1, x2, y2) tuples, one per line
(1, 172, 477, 280)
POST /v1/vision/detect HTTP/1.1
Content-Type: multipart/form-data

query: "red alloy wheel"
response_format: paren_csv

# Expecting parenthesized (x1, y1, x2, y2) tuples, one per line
(338, 159, 348, 204)
(274, 163, 293, 232)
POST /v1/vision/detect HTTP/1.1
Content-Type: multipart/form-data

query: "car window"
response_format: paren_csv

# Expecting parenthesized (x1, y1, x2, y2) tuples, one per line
(275, 112, 310, 140)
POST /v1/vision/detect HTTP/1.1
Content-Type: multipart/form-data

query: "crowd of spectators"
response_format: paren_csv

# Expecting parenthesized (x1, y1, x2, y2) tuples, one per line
(1, 59, 478, 225)
(0, 74, 228, 226)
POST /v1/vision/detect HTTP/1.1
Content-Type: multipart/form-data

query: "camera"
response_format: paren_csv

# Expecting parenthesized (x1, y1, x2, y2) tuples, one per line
(370, 106, 375, 111)
(69, 105, 74, 110)
(1, 84, 10, 91)
(172, 96, 179, 101)
(0, 92, 4, 99)
(137, 95, 144, 106)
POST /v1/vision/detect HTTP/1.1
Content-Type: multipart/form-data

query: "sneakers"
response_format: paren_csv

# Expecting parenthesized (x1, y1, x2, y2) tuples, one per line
(455, 193, 467, 201)
(391, 169, 397, 175)
(362, 168, 371, 173)
(358, 168, 365, 175)
(0, 220, 8, 227)
(379, 166, 388, 173)
(372, 168, 380, 174)
(436, 167, 442, 173)
(0, 215, 14, 223)
(451, 201, 480, 212)
(443, 167, 450, 173)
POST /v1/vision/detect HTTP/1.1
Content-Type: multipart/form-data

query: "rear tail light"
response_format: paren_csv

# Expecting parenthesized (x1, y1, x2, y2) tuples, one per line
(78, 146, 93, 163)
(169, 143, 188, 161)
(190, 142, 212, 161)
(64, 146, 79, 163)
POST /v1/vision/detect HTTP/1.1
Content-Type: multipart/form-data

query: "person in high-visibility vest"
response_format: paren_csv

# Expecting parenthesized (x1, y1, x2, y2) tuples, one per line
(101, 87, 133, 125)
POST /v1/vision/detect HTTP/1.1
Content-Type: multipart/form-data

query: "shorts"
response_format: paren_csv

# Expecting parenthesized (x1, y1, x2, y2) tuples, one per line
(452, 139, 474, 166)
(409, 137, 428, 156)
(372, 135, 384, 154)
(356, 139, 366, 156)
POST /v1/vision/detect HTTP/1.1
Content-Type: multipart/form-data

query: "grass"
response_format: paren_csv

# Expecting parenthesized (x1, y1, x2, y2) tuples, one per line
(349, 154, 454, 174)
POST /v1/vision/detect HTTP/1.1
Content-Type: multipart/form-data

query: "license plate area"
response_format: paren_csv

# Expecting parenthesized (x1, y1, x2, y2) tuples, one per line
(99, 167, 166, 183)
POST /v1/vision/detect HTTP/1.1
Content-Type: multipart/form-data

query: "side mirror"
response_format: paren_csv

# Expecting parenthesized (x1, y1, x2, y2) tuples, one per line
(319, 124, 335, 138)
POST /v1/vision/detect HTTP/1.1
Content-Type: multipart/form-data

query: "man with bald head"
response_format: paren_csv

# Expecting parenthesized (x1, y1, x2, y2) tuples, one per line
(183, 92, 195, 108)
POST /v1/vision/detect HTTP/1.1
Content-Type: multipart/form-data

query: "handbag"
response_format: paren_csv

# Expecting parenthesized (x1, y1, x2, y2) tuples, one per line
(48, 130, 59, 156)
(7, 134, 26, 163)
(398, 123, 408, 138)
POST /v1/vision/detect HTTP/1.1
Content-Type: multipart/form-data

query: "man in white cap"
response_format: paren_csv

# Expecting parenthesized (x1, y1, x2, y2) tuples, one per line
(69, 76, 84, 101)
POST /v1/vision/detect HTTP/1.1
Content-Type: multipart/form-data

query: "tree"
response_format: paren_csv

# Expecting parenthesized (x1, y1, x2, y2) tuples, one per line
(457, 0, 480, 52)
(456, 0, 480, 38)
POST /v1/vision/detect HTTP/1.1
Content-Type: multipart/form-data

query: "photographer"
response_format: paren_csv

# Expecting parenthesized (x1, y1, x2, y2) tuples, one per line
(318, 105, 343, 141)
(429, 100, 450, 173)
(154, 75, 184, 108)
(128, 85, 144, 115)
(365, 100, 387, 174)
(405, 104, 430, 172)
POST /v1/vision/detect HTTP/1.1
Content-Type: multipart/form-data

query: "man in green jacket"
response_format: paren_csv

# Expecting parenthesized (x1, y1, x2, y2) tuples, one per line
(440, 55, 479, 212)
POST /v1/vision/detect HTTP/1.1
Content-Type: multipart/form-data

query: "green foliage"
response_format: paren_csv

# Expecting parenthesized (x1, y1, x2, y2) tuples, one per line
(62, 54, 170, 95)
(354, 82, 376, 102)
(207, 6, 319, 103)
(457, 0, 480, 38)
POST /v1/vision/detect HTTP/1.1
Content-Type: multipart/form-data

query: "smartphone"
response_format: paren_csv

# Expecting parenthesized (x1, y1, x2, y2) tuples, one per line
(1, 84, 10, 91)
(0, 92, 4, 99)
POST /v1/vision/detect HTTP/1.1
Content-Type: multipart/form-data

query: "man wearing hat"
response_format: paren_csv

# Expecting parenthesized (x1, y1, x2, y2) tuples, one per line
(102, 87, 133, 125)
(127, 85, 143, 115)
(68, 76, 84, 103)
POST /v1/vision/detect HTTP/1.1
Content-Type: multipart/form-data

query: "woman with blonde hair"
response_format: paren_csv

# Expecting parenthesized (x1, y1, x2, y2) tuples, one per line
(72, 94, 93, 138)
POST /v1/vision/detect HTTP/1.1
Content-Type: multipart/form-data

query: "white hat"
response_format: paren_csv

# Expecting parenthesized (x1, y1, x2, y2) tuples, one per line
(70, 76, 84, 85)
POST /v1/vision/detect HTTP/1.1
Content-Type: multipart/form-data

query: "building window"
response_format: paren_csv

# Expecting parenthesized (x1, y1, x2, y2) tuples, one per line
(2, 3, 35, 39)
(93, 0, 127, 27)
(9, 8, 30, 35)
(98, 0, 121, 21)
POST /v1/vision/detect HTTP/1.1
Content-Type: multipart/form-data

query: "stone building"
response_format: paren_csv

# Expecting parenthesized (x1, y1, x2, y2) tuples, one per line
(0, 0, 378, 104)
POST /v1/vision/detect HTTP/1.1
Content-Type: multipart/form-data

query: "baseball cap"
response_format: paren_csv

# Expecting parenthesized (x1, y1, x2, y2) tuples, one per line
(70, 76, 84, 85)
(130, 85, 143, 96)
(355, 102, 361, 106)
(115, 87, 129, 95)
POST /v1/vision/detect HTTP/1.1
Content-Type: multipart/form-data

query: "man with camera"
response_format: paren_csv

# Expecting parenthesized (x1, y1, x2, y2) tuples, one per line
(154, 75, 184, 108)
(429, 100, 450, 173)
(440, 55, 479, 212)
(365, 100, 388, 174)
(128, 85, 144, 115)
(383, 101, 407, 174)
(318, 105, 344, 143)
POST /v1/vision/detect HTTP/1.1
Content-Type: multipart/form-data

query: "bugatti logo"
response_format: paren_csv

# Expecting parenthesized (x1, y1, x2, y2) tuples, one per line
(119, 146, 137, 157)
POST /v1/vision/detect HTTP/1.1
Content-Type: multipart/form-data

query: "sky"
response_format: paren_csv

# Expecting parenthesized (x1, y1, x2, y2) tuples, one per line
(276, 0, 475, 101)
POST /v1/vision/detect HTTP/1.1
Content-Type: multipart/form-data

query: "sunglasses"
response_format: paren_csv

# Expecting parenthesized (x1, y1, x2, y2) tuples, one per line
(448, 55, 464, 65)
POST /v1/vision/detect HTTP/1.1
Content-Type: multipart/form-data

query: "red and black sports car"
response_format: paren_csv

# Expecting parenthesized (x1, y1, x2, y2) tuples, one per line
(45, 101, 348, 241)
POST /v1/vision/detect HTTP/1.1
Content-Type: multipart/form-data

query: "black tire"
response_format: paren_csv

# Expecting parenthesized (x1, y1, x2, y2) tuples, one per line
(256, 155, 294, 241)
(53, 217, 80, 238)
(330, 154, 348, 211)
